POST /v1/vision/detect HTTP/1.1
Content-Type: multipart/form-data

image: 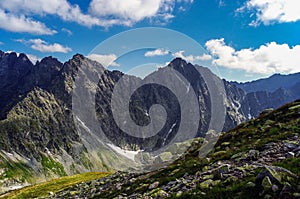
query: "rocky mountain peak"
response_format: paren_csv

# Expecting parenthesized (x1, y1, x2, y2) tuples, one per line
(72, 53, 86, 60)
(0, 51, 33, 71)
(18, 53, 30, 61)
(168, 57, 190, 70)
(37, 56, 63, 73)
(39, 56, 62, 65)
(167, 57, 206, 82)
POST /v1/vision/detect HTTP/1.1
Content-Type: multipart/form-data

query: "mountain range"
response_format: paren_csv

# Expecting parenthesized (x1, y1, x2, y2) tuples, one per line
(3, 94, 300, 198)
(0, 50, 300, 194)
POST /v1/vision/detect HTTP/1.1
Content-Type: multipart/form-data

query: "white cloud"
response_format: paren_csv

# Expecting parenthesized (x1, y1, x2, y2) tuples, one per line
(87, 53, 120, 68)
(238, 0, 300, 26)
(17, 39, 72, 53)
(89, 0, 162, 22)
(0, 9, 56, 35)
(218, 0, 226, 7)
(205, 38, 300, 75)
(89, 0, 193, 25)
(145, 48, 169, 57)
(197, 54, 213, 61)
(172, 50, 212, 63)
(61, 28, 72, 36)
(0, 0, 132, 29)
(0, 0, 193, 32)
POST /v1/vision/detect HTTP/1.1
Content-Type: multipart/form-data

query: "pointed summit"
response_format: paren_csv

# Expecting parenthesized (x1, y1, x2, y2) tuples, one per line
(168, 57, 188, 69)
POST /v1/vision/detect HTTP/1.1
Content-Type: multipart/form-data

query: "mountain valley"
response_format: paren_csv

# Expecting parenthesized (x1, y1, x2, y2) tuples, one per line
(0, 51, 299, 198)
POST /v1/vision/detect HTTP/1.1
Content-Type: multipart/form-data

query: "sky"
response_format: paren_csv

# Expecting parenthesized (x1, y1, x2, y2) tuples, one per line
(0, 0, 299, 82)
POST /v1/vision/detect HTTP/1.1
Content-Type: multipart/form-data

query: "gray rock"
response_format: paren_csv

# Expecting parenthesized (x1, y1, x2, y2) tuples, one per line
(116, 183, 122, 191)
(292, 146, 300, 153)
(271, 184, 279, 192)
(286, 151, 295, 158)
(284, 142, 298, 150)
(176, 191, 183, 197)
(149, 181, 159, 190)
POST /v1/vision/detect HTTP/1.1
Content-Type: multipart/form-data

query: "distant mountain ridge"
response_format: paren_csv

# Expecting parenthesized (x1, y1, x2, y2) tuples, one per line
(231, 72, 300, 93)
(232, 72, 300, 119)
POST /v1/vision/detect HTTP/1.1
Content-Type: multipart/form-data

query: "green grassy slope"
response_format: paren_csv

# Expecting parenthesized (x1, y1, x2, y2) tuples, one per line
(0, 172, 111, 199)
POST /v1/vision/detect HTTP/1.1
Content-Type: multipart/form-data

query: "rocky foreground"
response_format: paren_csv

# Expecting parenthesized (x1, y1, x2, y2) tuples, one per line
(44, 100, 300, 199)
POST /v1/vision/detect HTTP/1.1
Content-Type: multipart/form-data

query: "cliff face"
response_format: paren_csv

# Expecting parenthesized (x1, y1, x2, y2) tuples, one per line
(0, 51, 299, 191)
(0, 53, 137, 191)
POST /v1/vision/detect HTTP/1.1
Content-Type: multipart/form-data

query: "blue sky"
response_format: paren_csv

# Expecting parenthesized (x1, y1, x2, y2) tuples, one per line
(0, 0, 299, 82)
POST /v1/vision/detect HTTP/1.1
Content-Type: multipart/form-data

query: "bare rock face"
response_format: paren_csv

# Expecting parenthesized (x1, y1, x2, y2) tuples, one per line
(0, 52, 34, 119)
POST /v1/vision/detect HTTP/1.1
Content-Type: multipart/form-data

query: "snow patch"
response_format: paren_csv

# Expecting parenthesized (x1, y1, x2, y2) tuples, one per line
(248, 107, 252, 119)
(106, 143, 140, 161)
(162, 123, 176, 146)
(75, 116, 92, 133)
(248, 113, 252, 120)
(186, 83, 190, 93)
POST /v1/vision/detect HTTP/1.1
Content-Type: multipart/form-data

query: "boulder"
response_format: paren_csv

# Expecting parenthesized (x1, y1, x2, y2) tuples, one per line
(149, 181, 159, 190)
(286, 152, 295, 158)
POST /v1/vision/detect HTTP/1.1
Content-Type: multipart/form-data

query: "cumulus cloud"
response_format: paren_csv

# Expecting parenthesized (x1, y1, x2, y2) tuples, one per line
(0, 0, 120, 28)
(0, 0, 193, 33)
(237, 0, 300, 26)
(0, 9, 56, 35)
(172, 50, 212, 63)
(17, 39, 72, 53)
(87, 53, 120, 68)
(144, 48, 169, 57)
(205, 38, 300, 75)
(88, 0, 189, 25)
(89, 0, 162, 22)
